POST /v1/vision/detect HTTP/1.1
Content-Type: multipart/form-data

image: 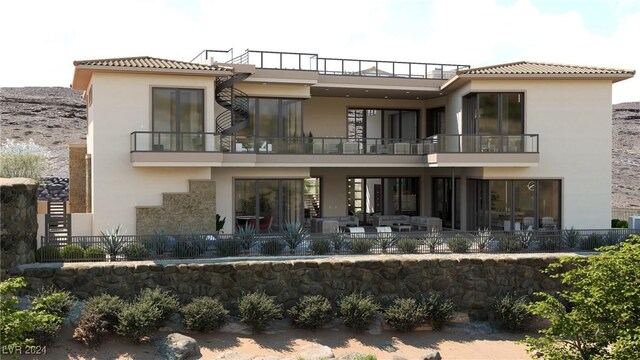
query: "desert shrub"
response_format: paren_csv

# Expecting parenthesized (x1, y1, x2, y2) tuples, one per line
(215, 239, 242, 257)
(384, 297, 427, 332)
(181, 297, 229, 332)
(562, 227, 580, 249)
(330, 232, 347, 253)
(349, 238, 374, 254)
(499, 235, 524, 253)
(375, 233, 397, 253)
(422, 293, 453, 331)
(236, 223, 256, 252)
(310, 237, 332, 255)
(397, 238, 421, 254)
(0, 277, 61, 349)
(147, 230, 172, 255)
(475, 228, 493, 251)
(123, 242, 149, 260)
(84, 246, 106, 261)
(603, 230, 625, 246)
(172, 241, 196, 258)
(35, 245, 61, 262)
(611, 219, 628, 228)
(617, 220, 628, 229)
(30, 287, 75, 318)
(580, 233, 604, 251)
(493, 293, 532, 332)
(100, 225, 126, 261)
(60, 244, 85, 261)
(447, 233, 471, 253)
(282, 221, 307, 254)
(0, 139, 50, 179)
(116, 300, 162, 342)
(522, 235, 640, 358)
(259, 239, 285, 256)
(516, 230, 534, 249)
(238, 291, 283, 333)
(338, 292, 380, 332)
(82, 294, 126, 332)
(423, 229, 444, 253)
(136, 288, 179, 324)
(537, 235, 561, 251)
(288, 295, 334, 331)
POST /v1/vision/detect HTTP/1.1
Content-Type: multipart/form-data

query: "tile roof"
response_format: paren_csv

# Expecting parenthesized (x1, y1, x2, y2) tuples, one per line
(458, 61, 634, 75)
(73, 56, 230, 72)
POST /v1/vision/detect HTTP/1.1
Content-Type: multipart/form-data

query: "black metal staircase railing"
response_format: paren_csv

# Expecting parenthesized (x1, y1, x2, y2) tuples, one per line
(215, 73, 251, 152)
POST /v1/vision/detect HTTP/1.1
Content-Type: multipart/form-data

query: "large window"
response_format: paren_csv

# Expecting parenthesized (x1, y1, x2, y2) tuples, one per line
(152, 88, 204, 151)
(467, 179, 561, 230)
(236, 98, 303, 138)
(347, 177, 419, 225)
(347, 108, 418, 140)
(463, 93, 523, 135)
(235, 179, 304, 233)
(432, 177, 461, 229)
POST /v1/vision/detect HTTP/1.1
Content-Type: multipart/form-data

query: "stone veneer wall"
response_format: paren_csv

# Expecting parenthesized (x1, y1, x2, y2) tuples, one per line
(12, 254, 566, 317)
(68, 144, 87, 213)
(136, 180, 216, 235)
(1, 178, 38, 271)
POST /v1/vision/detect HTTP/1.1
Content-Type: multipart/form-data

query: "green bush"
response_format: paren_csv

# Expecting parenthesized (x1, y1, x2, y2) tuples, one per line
(537, 235, 560, 251)
(35, 245, 61, 262)
(0, 277, 61, 349)
(238, 291, 283, 333)
(580, 233, 604, 251)
(522, 235, 640, 358)
(30, 287, 75, 318)
(60, 244, 85, 261)
(73, 294, 125, 346)
(330, 232, 347, 253)
(493, 293, 532, 332)
(384, 298, 427, 332)
(617, 220, 628, 229)
(288, 295, 334, 331)
(611, 219, 628, 228)
(181, 297, 229, 332)
(147, 230, 172, 255)
(310, 237, 332, 255)
(499, 236, 524, 253)
(116, 300, 162, 342)
(172, 238, 207, 258)
(422, 293, 453, 331)
(136, 288, 179, 324)
(447, 233, 471, 253)
(123, 242, 149, 260)
(0, 139, 50, 179)
(215, 239, 242, 257)
(84, 246, 106, 261)
(259, 239, 285, 256)
(349, 238, 374, 254)
(397, 238, 421, 254)
(338, 292, 380, 332)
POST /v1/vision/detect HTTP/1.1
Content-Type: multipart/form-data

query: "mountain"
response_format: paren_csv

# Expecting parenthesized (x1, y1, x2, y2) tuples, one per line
(1, 87, 639, 208)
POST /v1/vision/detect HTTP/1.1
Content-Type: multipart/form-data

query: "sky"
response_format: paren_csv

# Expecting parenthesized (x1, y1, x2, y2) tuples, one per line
(0, 0, 638, 103)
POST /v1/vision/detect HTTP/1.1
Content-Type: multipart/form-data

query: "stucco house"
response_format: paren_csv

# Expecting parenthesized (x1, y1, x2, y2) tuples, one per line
(64, 49, 634, 236)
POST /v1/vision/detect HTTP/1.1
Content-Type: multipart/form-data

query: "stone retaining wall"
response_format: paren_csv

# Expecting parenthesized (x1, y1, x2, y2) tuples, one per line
(12, 254, 568, 318)
(1, 178, 38, 270)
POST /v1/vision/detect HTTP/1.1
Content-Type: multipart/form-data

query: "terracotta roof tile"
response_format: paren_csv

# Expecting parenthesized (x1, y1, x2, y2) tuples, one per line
(73, 56, 229, 72)
(458, 61, 634, 75)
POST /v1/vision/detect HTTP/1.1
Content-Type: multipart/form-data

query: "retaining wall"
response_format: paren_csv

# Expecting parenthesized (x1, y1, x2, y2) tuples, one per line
(1, 178, 38, 271)
(11, 253, 568, 318)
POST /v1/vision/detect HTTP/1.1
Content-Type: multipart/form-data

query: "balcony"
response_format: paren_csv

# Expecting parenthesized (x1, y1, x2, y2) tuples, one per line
(129, 132, 539, 167)
(424, 134, 539, 167)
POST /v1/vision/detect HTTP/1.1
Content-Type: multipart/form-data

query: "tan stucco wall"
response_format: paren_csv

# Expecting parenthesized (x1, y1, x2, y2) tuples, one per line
(447, 79, 613, 228)
(88, 73, 213, 235)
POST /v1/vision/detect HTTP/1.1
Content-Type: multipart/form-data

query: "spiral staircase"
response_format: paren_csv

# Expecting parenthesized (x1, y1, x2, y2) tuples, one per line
(215, 73, 251, 152)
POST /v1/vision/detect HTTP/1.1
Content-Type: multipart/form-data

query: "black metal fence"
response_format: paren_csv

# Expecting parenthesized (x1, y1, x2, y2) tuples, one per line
(36, 228, 640, 263)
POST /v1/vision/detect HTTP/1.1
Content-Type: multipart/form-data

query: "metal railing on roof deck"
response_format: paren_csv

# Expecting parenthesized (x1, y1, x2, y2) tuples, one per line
(192, 49, 470, 79)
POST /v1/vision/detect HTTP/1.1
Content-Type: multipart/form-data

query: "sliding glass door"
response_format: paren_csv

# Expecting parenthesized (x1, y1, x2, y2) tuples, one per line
(152, 88, 204, 151)
(347, 177, 419, 225)
(235, 179, 304, 232)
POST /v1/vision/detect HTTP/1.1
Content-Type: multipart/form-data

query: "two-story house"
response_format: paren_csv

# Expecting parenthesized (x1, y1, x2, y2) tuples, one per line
(69, 49, 634, 236)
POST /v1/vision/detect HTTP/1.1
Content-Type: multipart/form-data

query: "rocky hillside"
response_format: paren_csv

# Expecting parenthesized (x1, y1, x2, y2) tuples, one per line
(1, 87, 638, 208)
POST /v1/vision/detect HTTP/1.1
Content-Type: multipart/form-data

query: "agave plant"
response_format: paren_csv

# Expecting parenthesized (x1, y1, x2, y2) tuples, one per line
(376, 232, 397, 254)
(100, 224, 126, 261)
(475, 228, 493, 252)
(236, 223, 257, 252)
(281, 221, 307, 254)
(423, 229, 444, 253)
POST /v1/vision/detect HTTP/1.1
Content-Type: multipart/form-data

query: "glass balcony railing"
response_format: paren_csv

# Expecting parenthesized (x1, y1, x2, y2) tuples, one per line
(131, 132, 539, 155)
(424, 134, 539, 153)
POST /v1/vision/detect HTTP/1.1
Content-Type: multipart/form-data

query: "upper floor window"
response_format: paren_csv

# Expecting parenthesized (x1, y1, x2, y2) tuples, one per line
(463, 93, 523, 135)
(152, 88, 204, 151)
(236, 98, 303, 138)
(348, 108, 418, 140)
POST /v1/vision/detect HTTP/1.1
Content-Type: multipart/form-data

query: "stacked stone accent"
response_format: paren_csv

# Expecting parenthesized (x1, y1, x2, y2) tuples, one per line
(1, 178, 38, 270)
(13, 254, 564, 317)
(68, 144, 88, 213)
(136, 180, 216, 235)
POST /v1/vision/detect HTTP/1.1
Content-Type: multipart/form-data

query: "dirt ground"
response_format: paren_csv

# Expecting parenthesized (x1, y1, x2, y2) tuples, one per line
(34, 320, 532, 360)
